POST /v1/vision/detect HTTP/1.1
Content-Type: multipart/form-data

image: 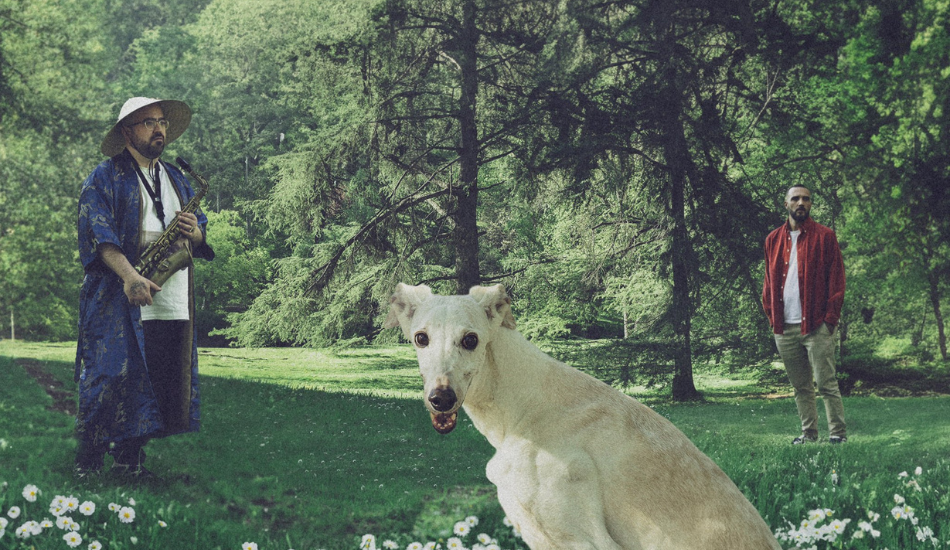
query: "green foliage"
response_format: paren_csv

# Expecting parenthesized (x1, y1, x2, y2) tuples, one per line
(0, 0, 109, 341)
(1, 0, 949, 380)
(194, 209, 272, 345)
(0, 128, 86, 341)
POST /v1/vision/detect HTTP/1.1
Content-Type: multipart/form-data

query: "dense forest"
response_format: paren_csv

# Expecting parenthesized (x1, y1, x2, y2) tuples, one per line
(1, 0, 948, 399)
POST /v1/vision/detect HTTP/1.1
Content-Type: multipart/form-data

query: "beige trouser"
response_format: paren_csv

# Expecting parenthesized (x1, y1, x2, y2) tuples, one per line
(774, 323, 847, 439)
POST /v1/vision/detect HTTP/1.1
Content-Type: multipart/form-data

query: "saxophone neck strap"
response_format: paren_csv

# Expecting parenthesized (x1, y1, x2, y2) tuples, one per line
(133, 159, 166, 230)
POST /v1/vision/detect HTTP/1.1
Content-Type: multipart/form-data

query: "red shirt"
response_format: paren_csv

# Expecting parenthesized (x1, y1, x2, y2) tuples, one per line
(762, 217, 846, 335)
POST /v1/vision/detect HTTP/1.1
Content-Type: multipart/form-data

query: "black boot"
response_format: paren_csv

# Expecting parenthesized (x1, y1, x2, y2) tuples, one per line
(110, 437, 155, 479)
(74, 439, 106, 479)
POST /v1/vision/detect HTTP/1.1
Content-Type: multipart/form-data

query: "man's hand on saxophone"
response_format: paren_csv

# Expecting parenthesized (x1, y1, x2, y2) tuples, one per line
(176, 211, 204, 246)
(125, 274, 162, 306)
(98, 243, 163, 306)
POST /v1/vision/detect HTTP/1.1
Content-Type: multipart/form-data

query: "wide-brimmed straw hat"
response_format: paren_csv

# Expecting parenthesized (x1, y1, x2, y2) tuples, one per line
(100, 97, 192, 157)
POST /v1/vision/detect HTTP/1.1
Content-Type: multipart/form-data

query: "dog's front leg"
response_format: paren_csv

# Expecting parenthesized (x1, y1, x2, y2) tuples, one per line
(489, 447, 627, 550)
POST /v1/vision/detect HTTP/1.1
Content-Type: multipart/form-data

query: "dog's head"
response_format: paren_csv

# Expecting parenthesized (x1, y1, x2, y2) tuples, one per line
(384, 283, 515, 434)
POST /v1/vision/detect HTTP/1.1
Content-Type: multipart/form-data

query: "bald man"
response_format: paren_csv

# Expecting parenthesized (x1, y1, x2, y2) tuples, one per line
(762, 185, 847, 444)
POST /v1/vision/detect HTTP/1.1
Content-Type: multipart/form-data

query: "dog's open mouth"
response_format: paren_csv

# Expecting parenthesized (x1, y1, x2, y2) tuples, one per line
(430, 411, 458, 434)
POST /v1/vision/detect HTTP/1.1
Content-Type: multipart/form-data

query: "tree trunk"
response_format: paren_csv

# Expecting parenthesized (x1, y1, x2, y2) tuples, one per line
(839, 319, 848, 359)
(928, 270, 948, 360)
(669, 157, 700, 401)
(453, 0, 481, 294)
(659, 71, 700, 401)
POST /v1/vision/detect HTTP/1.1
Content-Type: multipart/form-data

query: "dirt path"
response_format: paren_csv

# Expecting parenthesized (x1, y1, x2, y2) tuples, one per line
(16, 358, 77, 416)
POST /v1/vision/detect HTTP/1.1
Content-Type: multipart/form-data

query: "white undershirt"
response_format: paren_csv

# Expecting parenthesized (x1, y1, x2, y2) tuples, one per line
(783, 230, 802, 325)
(139, 163, 190, 321)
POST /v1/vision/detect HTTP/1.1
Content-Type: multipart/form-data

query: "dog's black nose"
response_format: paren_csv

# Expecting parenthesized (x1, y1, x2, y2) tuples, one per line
(428, 387, 457, 412)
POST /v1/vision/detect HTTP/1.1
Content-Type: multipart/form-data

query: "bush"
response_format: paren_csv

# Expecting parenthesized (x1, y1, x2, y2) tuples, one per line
(838, 353, 949, 395)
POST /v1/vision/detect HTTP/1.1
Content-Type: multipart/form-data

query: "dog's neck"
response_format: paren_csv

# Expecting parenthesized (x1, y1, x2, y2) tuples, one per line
(462, 328, 553, 448)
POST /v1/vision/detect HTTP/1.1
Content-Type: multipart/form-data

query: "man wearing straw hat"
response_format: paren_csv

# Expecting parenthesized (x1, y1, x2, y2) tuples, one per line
(75, 97, 214, 479)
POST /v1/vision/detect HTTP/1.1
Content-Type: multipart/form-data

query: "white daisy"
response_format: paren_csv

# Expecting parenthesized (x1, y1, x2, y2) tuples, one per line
(79, 501, 96, 516)
(50, 496, 68, 516)
(7, 506, 21, 519)
(63, 496, 80, 513)
(118, 507, 136, 524)
(828, 518, 850, 534)
(57, 515, 73, 530)
(64, 531, 83, 548)
(22, 484, 39, 502)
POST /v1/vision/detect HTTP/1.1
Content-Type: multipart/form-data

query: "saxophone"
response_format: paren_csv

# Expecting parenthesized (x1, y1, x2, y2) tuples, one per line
(135, 157, 209, 287)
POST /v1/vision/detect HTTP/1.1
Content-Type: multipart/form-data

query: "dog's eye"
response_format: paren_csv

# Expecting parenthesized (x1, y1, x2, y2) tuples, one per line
(414, 332, 429, 347)
(461, 333, 478, 350)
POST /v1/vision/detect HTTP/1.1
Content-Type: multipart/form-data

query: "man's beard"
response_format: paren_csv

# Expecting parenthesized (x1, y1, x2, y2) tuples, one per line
(130, 132, 165, 160)
(788, 207, 809, 223)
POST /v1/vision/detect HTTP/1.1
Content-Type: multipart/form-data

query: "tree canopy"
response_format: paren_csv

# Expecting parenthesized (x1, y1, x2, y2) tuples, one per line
(1, 0, 948, 398)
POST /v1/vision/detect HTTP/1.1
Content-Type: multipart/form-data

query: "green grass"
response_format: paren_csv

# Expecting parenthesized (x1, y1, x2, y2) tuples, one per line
(1, 339, 948, 549)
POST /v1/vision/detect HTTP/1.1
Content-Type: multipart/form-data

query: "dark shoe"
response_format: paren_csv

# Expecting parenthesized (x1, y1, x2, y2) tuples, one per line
(110, 440, 147, 466)
(110, 440, 156, 480)
(829, 436, 848, 444)
(75, 440, 106, 477)
(792, 435, 818, 445)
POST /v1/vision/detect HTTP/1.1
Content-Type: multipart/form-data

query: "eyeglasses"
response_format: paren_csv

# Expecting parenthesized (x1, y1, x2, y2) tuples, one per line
(126, 118, 169, 131)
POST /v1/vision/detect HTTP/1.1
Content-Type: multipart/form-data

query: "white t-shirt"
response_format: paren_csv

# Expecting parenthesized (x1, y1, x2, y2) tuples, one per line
(783, 230, 802, 325)
(138, 162, 190, 321)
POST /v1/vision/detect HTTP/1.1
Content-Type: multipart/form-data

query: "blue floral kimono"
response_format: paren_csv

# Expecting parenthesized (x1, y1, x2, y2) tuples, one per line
(75, 151, 214, 447)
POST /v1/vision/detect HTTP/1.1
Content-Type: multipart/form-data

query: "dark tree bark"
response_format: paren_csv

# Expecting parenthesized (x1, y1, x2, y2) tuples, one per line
(453, 0, 482, 294)
(927, 269, 948, 360)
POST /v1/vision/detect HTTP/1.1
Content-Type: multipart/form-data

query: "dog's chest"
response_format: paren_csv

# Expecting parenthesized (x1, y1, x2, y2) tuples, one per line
(485, 440, 539, 493)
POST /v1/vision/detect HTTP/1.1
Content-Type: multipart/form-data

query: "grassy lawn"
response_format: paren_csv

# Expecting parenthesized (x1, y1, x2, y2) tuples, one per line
(1, 339, 948, 549)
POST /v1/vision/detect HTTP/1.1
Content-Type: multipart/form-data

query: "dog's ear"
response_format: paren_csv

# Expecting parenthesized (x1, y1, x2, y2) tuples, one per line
(469, 284, 516, 329)
(384, 283, 433, 336)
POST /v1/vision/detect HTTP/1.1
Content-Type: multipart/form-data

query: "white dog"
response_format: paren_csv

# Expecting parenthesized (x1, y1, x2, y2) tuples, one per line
(385, 283, 782, 550)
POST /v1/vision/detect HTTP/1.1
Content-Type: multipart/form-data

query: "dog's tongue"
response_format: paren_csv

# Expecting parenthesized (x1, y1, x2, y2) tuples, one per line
(430, 411, 457, 434)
